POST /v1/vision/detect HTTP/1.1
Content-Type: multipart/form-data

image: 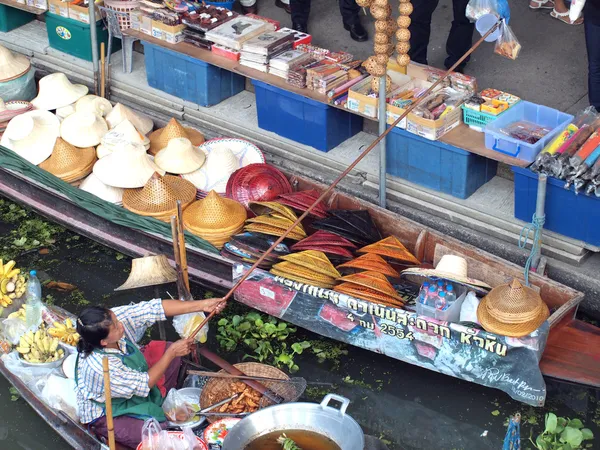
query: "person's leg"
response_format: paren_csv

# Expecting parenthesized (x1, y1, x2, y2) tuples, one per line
(240, 0, 257, 14)
(276, 0, 291, 14)
(408, 0, 440, 66)
(340, 0, 367, 41)
(585, 19, 600, 112)
(444, 0, 475, 70)
(94, 415, 168, 449)
(291, 0, 311, 30)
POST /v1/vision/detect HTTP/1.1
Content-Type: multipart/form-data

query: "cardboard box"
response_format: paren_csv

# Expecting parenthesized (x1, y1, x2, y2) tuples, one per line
(48, 0, 69, 17)
(346, 71, 411, 119)
(151, 21, 185, 44)
(407, 61, 477, 94)
(406, 105, 463, 140)
(139, 14, 153, 35)
(68, 1, 103, 24)
(386, 78, 433, 129)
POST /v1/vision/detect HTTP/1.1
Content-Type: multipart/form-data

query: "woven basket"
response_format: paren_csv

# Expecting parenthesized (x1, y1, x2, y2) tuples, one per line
(105, 0, 140, 31)
(200, 362, 290, 423)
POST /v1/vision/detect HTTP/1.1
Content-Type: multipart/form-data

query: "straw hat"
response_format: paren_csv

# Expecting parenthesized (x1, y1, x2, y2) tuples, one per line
(79, 173, 124, 204)
(148, 118, 205, 155)
(93, 142, 165, 188)
(0, 45, 30, 82)
(122, 173, 197, 222)
(38, 138, 96, 183)
(55, 104, 76, 121)
(0, 99, 32, 123)
(114, 254, 177, 291)
(106, 103, 153, 135)
(97, 119, 150, 158)
(31, 73, 88, 111)
(477, 279, 550, 337)
(75, 95, 113, 118)
(0, 110, 60, 165)
(60, 112, 108, 148)
(154, 138, 206, 174)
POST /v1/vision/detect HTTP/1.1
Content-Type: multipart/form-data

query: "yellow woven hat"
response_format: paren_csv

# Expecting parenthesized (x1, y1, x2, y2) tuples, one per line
(477, 279, 550, 337)
(38, 137, 96, 182)
(154, 137, 206, 174)
(105, 103, 154, 135)
(60, 112, 109, 148)
(148, 118, 205, 156)
(279, 250, 340, 278)
(0, 45, 30, 82)
(31, 73, 88, 111)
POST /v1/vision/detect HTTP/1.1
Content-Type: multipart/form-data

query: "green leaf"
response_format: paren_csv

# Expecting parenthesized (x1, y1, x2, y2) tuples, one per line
(536, 434, 550, 450)
(278, 322, 287, 330)
(255, 319, 264, 327)
(237, 321, 251, 332)
(277, 353, 292, 364)
(232, 315, 242, 327)
(568, 419, 584, 430)
(581, 428, 594, 441)
(563, 443, 573, 450)
(491, 410, 500, 416)
(545, 413, 558, 434)
(218, 319, 228, 326)
(300, 341, 311, 349)
(561, 427, 583, 448)
(291, 343, 304, 354)
(290, 364, 299, 373)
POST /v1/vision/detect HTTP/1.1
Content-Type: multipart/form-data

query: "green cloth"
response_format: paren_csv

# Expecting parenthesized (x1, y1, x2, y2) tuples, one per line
(0, 145, 218, 254)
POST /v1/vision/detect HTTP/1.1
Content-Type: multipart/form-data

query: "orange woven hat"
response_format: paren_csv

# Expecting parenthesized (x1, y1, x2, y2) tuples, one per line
(338, 271, 401, 299)
(148, 118, 205, 156)
(334, 283, 405, 307)
(244, 223, 306, 241)
(357, 236, 420, 265)
(122, 173, 197, 222)
(38, 137, 96, 183)
(270, 265, 336, 288)
(477, 279, 550, 337)
(337, 253, 399, 278)
(279, 250, 340, 278)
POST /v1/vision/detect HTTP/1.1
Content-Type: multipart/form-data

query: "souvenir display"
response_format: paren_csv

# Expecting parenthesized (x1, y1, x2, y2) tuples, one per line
(1, 110, 60, 165)
(268, 49, 311, 79)
(271, 251, 338, 288)
(97, 119, 151, 159)
(358, 235, 420, 265)
(337, 271, 400, 297)
(222, 231, 290, 268)
(245, 211, 306, 240)
(0, 45, 30, 82)
(412, 87, 468, 120)
(31, 73, 88, 111)
(248, 201, 298, 222)
(312, 210, 380, 245)
(205, 16, 271, 50)
(500, 121, 551, 144)
(181, 3, 237, 32)
(38, 138, 96, 183)
(292, 230, 356, 250)
(148, 117, 205, 155)
(337, 252, 399, 277)
(154, 137, 206, 174)
(226, 164, 292, 209)
(79, 173, 124, 205)
(240, 30, 294, 73)
(105, 103, 154, 136)
(60, 112, 109, 148)
(75, 95, 113, 118)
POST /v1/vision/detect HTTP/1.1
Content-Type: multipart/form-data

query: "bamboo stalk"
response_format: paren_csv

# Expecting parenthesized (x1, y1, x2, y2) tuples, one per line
(100, 42, 106, 99)
(170, 216, 186, 300)
(189, 21, 502, 342)
(102, 357, 116, 450)
(176, 201, 191, 299)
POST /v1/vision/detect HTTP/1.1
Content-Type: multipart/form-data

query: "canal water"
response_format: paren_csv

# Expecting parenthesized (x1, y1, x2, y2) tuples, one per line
(0, 200, 599, 450)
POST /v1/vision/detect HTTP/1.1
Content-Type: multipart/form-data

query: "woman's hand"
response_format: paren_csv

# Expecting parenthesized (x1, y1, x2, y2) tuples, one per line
(167, 338, 195, 358)
(200, 298, 226, 314)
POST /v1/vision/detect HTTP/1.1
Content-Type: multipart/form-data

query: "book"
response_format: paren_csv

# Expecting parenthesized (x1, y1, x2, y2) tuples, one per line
(268, 67, 288, 79)
(239, 59, 268, 72)
(205, 16, 270, 50)
(241, 30, 294, 56)
(269, 49, 311, 71)
(278, 27, 312, 49)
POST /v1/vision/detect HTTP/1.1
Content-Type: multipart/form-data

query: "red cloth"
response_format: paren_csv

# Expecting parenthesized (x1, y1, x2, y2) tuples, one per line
(141, 340, 168, 397)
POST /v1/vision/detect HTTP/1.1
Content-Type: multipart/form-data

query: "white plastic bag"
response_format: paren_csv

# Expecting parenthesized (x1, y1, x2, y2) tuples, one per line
(460, 291, 480, 324)
(1, 318, 28, 345)
(466, 0, 498, 22)
(140, 418, 162, 450)
(1, 352, 57, 396)
(163, 388, 194, 423)
(173, 312, 208, 344)
(39, 375, 79, 421)
(182, 427, 202, 450)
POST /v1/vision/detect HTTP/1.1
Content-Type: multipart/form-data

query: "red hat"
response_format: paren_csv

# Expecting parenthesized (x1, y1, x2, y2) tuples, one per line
(226, 163, 292, 210)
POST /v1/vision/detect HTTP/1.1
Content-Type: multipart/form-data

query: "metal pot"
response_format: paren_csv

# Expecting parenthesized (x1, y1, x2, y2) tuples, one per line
(222, 394, 364, 450)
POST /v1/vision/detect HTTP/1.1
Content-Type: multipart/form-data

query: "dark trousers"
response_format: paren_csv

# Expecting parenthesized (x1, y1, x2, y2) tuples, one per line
(408, 0, 475, 70)
(291, 0, 360, 27)
(585, 18, 600, 112)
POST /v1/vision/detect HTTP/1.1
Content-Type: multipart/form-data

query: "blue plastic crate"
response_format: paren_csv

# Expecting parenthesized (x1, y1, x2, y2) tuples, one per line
(204, 0, 235, 9)
(513, 166, 600, 246)
(386, 127, 497, 199)
(143, 42, 245, 107)
(484, 101, 573, 164)
(252, 79, 363, 152)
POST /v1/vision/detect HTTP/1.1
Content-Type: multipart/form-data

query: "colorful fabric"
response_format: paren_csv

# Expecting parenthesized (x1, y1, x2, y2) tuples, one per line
(142, 340, 169, 396)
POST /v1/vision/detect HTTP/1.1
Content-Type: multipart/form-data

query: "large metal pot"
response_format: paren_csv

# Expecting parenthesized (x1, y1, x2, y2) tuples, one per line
(222, 394, 364, 450)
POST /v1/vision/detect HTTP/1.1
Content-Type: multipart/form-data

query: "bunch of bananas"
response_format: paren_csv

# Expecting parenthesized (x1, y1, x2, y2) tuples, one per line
(7, 307, 26, 322)
(48, 318, 80, 346)
(0, 260, 26, 307)
(16, 329, 64, 364)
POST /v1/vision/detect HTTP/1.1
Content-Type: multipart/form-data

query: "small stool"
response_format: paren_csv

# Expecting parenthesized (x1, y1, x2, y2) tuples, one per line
(99, 6, 138, 73)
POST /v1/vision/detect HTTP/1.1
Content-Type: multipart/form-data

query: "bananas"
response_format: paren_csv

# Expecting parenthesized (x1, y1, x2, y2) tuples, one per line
(48, 319, 79, 346)
(7, 307, 26, 321)
(16, 329, 64, 364)
(0, 260, 26, 303)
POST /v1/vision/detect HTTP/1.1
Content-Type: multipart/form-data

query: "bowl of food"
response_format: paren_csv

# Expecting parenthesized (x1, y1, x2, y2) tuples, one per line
(166, 387, 206, 429)
(16, 330, 68, 369)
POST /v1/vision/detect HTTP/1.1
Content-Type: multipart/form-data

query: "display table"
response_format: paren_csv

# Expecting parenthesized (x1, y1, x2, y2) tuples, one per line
(0, 0, 46, 15)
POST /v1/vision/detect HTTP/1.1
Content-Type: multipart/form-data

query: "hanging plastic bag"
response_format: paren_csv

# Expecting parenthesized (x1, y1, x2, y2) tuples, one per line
(466, 0, 497, 22)
(182, 427, 202, 450)
(163, 388, 194, 423)
(173, 312, 208, 344)
(39, 375, 79, 421)
(494, 20, 521, 60)
(140, 417, 162, 450)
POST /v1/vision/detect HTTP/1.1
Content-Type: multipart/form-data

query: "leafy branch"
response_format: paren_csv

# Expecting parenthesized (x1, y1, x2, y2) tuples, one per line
(530, 413, 594, 450)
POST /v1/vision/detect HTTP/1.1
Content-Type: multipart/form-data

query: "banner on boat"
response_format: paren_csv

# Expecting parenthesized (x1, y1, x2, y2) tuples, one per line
(233, 264, 549, 406)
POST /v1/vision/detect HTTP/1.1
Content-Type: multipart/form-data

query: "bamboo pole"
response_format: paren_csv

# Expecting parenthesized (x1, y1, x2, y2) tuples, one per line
(170, 217, 186, 300)
(189, 21, 502, 341)
(102, 357, 116, 450)
(100, 42, 106, 99)
(176, 201, 191, 299)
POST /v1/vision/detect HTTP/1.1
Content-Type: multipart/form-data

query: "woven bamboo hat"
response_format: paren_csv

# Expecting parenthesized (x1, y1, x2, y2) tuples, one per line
(0, 45, 30, 82)
(122, 173, 197, 221)
(154, 138, 206, 174)
(75, 95, 113, 118)
(38, 137, 96, 182)
(60, 112, 108, 148)
(338, 271, 401, 299)
(105, 103, 153, 135)
(79, 172, 124, 204)
(358, 236, 420, 265)
(114, 254, 177, 291)
(477, 279, 550, 337)
(97, 119, 150, 158)
(337, 253, 399, 278)
(0, 110, 60, 165)
(31, 73, 88, 111)
(148, 118, 205, 156)
(93, 142, 165, 188)
(279, 250, 340, 278)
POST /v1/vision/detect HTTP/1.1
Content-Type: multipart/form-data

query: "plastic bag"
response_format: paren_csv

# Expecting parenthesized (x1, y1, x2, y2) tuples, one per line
(156, 430, 200, 450)
(183, 427, 202, 450)
(39, 375, 79, 421)
(460, 292, 480, 324)
(466, 0, 498, 22)
(173, 312, 208, 344)
(569, 0, 586, 21)
(140, 418, 162, 450)
(163, 388, 194, 423)
(1, 318, 29, 345)
(1, 352, 58, 397)
(494, 20, 521, 60)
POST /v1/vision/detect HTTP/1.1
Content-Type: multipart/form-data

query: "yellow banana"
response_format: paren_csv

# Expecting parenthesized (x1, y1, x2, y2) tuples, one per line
(48, 328, 62, 338)
(65, 318, 73, 329)
(3, 261, 15, 277)
(5, 268, 19, 280)
(53, 322, 67, 331)
(49, 338, 59, 353)
(0, 278, 8, 295)
(2, 295, 12, 305)
(16, 346, 30, 354)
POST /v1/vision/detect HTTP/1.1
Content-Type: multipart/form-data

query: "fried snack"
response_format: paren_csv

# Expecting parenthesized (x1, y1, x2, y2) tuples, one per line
(215, 383, 264, 415)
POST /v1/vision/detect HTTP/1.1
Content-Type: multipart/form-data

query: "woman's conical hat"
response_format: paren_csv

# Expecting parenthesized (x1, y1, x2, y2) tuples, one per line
(75, 95, 113, 118)
(154, 137, 206, 174)
(60, 112, 109, 147)
(114, 254, 177, 290)
(97, 119, 150, 158)
(148, 118, 205, 155)
(105, 103, 153, 135)
(31, 73, 88, 111)
(79, 173, 124, 204)
(0, 45, 30, 82)
(279, 250, 340, 278)
(38, 137, 96, 182)
(0, 110, 60, 165)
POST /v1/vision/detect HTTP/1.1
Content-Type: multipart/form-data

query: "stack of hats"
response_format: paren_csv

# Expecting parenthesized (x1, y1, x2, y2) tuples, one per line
(335, 271, 405, 308)
(97, 119, 151, 158)
(0, 45, 30, 84)
(245, 201, 306, 240)
(122, 173, 197, 222)
(270, 250, 340, 289)
(75, 95, 113, 118)
(357, 236, 420, 266)
(106, 103, 154, 135)
(226, 163, 292, 210)
(0, 110, 60, 165)
(31, 73, 88, 111)
(477, 279, 549, 337)
(312, 210, 381, 245)
(277, 189, 328, 219)
(79, 173, 124, 205)
(148, 118, 205, 156)
(337, 253, 399, 278)
(38, 138, 96, 185)
(60, 111, 108, 148)
(183, 190, 247, 249)
(0, 99, 32, 134)
(154, 138, 206, 175)
(221, 232, 290, 269)
(291, 230, 356, 261)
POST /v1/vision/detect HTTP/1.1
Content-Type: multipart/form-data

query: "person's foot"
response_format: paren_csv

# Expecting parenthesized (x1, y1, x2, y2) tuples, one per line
(344, 23, 368, 42)
(529, 0, 554, 9)
(292, 22, 308, 33)
(241, 4, 258, 14)
(275, 0, 291, 14)
(550, 8, 584, 24)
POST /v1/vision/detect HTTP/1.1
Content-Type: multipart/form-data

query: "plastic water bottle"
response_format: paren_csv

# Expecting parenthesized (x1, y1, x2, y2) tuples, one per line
(418, 282, 430, 304)
(435, 291, 447, 311)
(445, 284, 457, 304)
(426, 285, 438, 307)
(437, 280, 445, 293)
(25, 270, 42, 330)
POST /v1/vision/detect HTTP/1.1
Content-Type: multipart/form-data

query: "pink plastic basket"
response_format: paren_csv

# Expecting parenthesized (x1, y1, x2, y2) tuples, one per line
(104, 0, 139, 30)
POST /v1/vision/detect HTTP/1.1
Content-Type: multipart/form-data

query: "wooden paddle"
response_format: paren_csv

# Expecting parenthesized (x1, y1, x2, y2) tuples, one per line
(102, 357, 116, 450)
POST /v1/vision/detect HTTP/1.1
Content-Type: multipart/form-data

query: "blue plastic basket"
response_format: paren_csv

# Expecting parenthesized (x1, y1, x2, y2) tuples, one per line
(203, 0, 235, 9)
(484, 101, 573, 163)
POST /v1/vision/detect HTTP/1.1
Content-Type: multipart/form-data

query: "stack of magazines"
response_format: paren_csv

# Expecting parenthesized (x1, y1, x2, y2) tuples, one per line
(239, 30, 294, 73)
(205, 16, 270, 50)
(268, 49, 311, 79)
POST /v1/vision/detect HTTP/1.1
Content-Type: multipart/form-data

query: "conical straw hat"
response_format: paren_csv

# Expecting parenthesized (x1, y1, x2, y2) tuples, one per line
(279, 250, 340, 278)
(55, 104, 76, 121)
(477, 279, 550, 337)
(338, 271, 401, 298)
(76, 95, 113, 118)
(93, 142, 165, 188)
(122, 173, 197, 220)
(38, 137, 96, 182)
(31, 73, 88, 111)
(97, 119, 150, 158)
(337, 253, 399, 278)
(148, 118, 205, 155)
(114, 254, 177, 290)
(154, 138, 206, 174)
(105, 103, 153, 135)
(0, 45, 30, 82)
(60, 112, 108, 147)
(79, 173, 124, 204)
(358, 236, 420, 265)
(182, 146, 240, 193)
(0, 110, 60, 165)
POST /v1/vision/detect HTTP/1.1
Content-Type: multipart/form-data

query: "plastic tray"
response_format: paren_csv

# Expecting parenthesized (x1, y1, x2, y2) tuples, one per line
(461, 104, 513, 131)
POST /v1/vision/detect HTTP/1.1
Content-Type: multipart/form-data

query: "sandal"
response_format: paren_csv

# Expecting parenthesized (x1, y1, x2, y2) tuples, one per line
(529, 0, 554, 9)
(550, 8, 584, 24)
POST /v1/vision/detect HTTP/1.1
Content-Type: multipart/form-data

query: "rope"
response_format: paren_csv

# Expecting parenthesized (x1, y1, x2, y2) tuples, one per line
(518, 213, 546, 286)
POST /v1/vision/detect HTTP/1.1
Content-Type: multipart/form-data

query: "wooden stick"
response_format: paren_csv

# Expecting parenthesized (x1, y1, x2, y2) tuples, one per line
(102, 357, 116, 450)
(188, 370, 300, 383)
(189, 21, 502, 341)
(170, 216, 186, 300)
(176, 201, 191, 299)
(100, 42, 106, 99)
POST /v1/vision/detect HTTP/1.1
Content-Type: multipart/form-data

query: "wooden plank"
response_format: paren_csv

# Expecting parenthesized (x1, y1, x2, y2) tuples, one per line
(0, 0, 46, 14)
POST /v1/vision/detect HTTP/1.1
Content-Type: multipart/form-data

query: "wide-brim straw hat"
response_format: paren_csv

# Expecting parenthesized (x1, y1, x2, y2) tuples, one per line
(79, 173, 124, 204)
(38, 137, 96, 182)
(0, 110, 60, 165)
(55, 104, 76, 121)
(105, 103, 153, 136)
(122, 173, 197, 221)
(31, 73, 88, 111)
(0, 45, 30, 82)
(93, 142, 165, 188)
(148, 118, 205, 156)
(97, 119, 150, 158)
(114, 254, 177, 290)
(76, 95, 113, 118)
(154, 137, 206, 174)
(477, 279, 550, 337)
(60, 111, 108, 148)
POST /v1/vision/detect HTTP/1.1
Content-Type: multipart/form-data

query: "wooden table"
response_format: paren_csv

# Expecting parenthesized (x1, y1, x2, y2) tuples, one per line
(0, 0, 47, 15)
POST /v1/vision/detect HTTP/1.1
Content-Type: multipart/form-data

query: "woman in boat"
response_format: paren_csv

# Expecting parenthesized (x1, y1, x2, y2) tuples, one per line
(74, 298, 225, 448)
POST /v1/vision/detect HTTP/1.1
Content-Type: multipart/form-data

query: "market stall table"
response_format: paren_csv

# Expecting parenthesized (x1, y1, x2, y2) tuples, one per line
(0, 0, 46, 15)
